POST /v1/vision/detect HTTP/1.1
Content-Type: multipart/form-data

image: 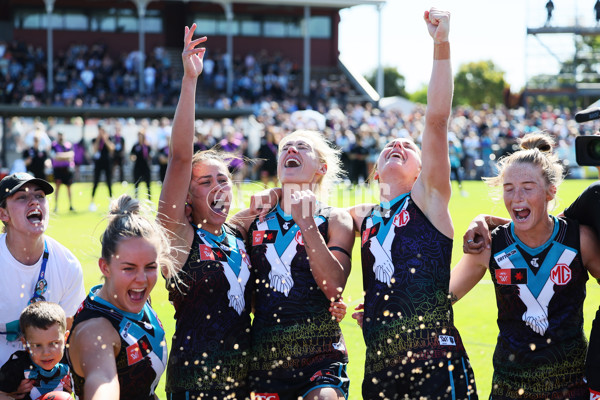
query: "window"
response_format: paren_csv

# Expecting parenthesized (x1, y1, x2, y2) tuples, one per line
(14, 7, 161, 33)
(309, 16, 330, 38)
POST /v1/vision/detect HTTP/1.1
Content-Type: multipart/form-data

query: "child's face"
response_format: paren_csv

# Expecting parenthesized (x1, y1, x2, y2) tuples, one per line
(23, 323, 67, 371)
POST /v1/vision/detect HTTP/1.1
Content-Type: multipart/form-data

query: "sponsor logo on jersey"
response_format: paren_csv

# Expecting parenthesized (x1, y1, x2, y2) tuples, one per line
(252, 230, 278, 245)
(495, 268, 528, 285)
(199, 244, 215, 261)
(531, 257, 539, 268)
(494, 249, 517, 263)
(126, 335, 153, 365)
(199, 244, 227, 261)
(126, 342, 142, 365)
(254, 394, 280, 400)
(550, 264, 572, 285)
(361, 222, 380, 245)
(295, 230, 303, 245)
(438, 335, 456, 346)
(121, 321, 132, 338)
(494, 249, 518, 264)
(393, 210, 410, 227)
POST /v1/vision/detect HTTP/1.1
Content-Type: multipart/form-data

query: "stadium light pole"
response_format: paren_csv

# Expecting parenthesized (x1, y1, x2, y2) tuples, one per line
(224, 2, 234, 96)
(134, 0, 151, 94)
(303, 6, 311, 97)
(45, 0, 55, 95)
(376, 3, 384, 99)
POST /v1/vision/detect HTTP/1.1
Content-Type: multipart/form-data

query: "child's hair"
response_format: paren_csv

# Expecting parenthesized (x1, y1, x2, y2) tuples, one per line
(278, 130, 343, 200)
(485, 132, 564, 190)
(19, 301, 66, 337)
(101, 194, 176, 279)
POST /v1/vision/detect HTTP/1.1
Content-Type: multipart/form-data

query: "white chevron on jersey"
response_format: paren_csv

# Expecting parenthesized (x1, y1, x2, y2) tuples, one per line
(494, 247, 576, 336)
(257, 217, 325, 297)
(196, 233, 249, 315)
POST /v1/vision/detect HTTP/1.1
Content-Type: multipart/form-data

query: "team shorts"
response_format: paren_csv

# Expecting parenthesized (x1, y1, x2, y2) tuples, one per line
(250, 362, 349, 400)
(53, 167, 73, 185)
(362, 355, 477, 400)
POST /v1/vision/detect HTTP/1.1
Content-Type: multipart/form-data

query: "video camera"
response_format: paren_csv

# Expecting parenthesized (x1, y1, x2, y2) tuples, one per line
(574, 107, 600, 166)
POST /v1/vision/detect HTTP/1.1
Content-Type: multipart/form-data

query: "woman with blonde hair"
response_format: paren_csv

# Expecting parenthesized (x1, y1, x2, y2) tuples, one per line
(451, 132, 600, 399)
(235, 126, 354, 399)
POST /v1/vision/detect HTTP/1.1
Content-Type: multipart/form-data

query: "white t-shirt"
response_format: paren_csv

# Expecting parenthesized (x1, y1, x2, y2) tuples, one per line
(0, 234, 85, 365)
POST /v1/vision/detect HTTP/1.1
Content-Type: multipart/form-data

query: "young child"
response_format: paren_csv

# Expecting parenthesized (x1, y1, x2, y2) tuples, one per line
(0, 302, 71, 400)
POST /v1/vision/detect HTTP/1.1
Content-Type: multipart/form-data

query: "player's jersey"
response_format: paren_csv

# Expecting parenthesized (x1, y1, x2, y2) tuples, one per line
(165, 223, 252, 396)
(69, 285, 167, 400)
(360, 193, 468, 374)
(488, 217, 588, 399)
(248, 204, 348, 383)
(0, 350, 71, 400)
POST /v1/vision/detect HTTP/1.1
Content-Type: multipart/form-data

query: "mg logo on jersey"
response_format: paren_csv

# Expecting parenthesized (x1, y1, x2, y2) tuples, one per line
(253, 394, 280, 400)
(393, 210, 410, 227)
(550, 264, 572, 285)
(295, 230, 304, 245)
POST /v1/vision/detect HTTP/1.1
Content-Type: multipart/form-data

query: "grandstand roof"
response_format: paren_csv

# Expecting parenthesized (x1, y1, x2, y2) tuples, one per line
(188, 0, 386, 8)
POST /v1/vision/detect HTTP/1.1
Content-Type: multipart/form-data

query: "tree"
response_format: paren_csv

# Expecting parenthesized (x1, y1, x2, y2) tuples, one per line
(365, 67, 408, 98)
(408, 84, 428, 105)
(453, 60, 507, 107)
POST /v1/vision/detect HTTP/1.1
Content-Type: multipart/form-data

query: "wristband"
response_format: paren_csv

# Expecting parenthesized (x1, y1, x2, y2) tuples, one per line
(434, 41, 450, 60)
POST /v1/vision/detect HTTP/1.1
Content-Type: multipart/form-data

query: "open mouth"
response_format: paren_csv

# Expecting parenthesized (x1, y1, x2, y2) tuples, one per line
(128, 288, 146, 302)
(27, 209, 42, 224)
(210, 195, 229, 214)
(284, 157, 301, 168)
(513, 208, 530, 222)
(388, 152, 404, 161)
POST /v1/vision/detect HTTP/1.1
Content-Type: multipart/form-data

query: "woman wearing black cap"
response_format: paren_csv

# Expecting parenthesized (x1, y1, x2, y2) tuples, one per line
(0, 173, 85, 399)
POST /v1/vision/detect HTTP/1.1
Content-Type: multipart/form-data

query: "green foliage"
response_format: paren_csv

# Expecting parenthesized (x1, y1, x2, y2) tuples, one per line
(365, 67, 408, 98)
(47, 179, 600, 399)
(408, 83, 428, 105)
(453, 60, 508, 108)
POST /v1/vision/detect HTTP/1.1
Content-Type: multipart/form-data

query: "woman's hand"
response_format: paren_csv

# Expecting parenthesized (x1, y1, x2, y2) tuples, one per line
(352, 303, 364, 329)
(329, 297, 347, 323)
(182, 24, 207, 79)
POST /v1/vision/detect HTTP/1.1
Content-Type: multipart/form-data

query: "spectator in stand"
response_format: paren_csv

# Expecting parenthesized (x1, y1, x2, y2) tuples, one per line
(50, 133, 75, 212)
(22, 136, 47, 180)
(89, 123, 114, 212)
(130, 129, 152, 200)
(111, 121, 126, 183)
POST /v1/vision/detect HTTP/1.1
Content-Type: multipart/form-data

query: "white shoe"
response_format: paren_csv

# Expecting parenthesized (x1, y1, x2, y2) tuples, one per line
(89, 203, 97, 212)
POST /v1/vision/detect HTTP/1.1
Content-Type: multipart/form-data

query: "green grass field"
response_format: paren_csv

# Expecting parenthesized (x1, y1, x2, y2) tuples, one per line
(45, 178, 600, 399)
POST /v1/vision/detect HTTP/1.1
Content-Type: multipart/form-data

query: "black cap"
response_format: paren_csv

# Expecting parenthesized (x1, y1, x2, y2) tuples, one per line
(0, 173, 54, 205)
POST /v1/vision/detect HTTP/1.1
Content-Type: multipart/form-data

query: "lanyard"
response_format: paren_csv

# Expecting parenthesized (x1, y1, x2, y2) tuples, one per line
(29, 240, 49, 304)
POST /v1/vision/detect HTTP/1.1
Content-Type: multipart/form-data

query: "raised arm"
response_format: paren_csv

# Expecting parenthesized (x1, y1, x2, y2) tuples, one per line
(157, 24, 207, 276)
(412, 8, 453, 238)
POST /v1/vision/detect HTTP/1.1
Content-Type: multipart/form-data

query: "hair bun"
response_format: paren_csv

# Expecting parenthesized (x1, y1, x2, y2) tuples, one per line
(519, 132, 554, 153)
(109, 194, 140, 216)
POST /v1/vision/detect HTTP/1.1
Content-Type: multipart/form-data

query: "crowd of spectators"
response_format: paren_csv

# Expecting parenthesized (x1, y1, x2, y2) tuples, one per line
(3, 101, 595, 193)
(0, 39, 596, 189)
(0, 39, 351, 111)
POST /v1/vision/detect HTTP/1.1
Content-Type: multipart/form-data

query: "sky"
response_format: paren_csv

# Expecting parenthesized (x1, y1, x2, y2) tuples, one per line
(338, 0, 597, 93)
